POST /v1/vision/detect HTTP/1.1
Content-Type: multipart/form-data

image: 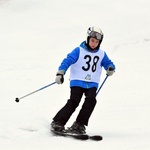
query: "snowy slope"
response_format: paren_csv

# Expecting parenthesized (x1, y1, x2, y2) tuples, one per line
(0, 0, 150, 149)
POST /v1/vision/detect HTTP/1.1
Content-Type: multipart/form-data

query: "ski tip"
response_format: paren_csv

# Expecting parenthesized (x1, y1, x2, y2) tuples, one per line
(90, 135, 103, 141)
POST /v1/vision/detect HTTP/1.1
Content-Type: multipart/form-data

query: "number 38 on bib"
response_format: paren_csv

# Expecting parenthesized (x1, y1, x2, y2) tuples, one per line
(70, 47, 105, 83)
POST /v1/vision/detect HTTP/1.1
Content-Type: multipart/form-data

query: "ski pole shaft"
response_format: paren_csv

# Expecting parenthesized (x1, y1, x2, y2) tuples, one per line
(15, 82, 56, 102)
(96, 75, 108, 96)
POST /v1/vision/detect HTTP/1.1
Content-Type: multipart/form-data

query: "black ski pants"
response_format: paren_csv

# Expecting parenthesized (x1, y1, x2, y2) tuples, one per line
(53, 86, 97, 126)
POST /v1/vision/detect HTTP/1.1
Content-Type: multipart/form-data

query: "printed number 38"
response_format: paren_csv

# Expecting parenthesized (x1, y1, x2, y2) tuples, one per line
(82, 55, 99, 72)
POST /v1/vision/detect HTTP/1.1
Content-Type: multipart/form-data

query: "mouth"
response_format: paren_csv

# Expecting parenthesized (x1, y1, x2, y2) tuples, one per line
(91, 46, 96, 49)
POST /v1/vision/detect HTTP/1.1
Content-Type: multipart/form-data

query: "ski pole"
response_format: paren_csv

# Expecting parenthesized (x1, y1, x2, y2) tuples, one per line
(15, 82, 56, 103)
(96, 75, 108, 96)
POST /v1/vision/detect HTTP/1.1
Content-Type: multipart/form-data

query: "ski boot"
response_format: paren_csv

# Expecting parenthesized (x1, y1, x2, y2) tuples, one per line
(67, 121, 86, 134)
(51, 121, 65, 132)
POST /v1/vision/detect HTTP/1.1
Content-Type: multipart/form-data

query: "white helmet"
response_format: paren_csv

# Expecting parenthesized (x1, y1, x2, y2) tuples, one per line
(86, 26, 103, 49)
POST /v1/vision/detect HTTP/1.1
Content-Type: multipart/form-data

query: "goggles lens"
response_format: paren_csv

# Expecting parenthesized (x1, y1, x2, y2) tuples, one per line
(88, 31, 102, 40)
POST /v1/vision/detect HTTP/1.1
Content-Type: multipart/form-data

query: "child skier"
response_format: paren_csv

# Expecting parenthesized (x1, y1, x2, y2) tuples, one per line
(51, 26, 115, 134)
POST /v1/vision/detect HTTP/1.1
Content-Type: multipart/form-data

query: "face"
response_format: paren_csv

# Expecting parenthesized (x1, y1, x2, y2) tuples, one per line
(88, 37, 100, 49)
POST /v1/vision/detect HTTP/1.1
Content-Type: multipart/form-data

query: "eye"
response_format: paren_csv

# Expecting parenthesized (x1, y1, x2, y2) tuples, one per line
(91, 39, 95, 42)
(95, 40, 99, 44)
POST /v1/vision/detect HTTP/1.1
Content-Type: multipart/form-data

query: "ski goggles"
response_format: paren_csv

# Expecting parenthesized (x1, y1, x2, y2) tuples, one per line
(88, 31, 103, 40)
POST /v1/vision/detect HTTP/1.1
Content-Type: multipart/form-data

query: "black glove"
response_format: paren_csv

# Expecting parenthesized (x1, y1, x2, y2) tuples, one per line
(55, 70, 65, 84)
(106, 66, 115, 76)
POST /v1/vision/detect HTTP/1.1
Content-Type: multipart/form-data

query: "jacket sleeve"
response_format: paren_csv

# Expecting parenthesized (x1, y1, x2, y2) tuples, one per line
(101, 52, 116, 70)
(58, 47, 80, 73)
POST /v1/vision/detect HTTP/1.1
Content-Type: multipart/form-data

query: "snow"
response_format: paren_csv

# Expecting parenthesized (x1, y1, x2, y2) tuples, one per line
(0, 0, 150, 149)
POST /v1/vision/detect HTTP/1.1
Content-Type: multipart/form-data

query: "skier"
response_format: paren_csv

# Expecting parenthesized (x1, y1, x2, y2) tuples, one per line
(51, 26, 115, 134)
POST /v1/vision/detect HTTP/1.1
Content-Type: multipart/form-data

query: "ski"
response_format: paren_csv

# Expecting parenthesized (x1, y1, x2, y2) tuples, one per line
(51, 129, 103, 141)
(89, 135, 103, 141)
(51, 129, 89, 140)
